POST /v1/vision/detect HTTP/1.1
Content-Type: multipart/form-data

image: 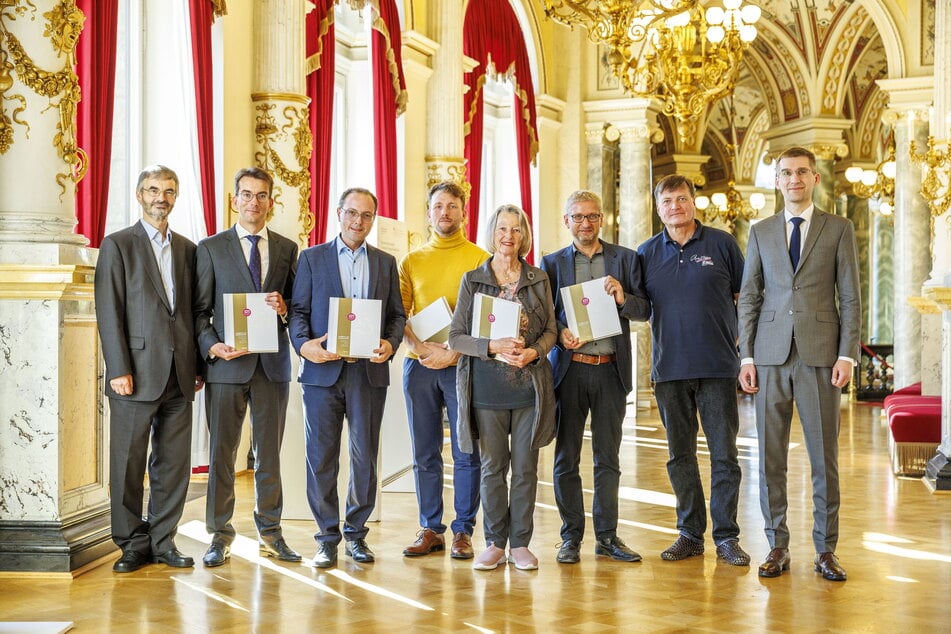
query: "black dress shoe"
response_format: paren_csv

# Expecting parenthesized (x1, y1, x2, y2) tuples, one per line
(556, 539, 581, 564)
(203, 540, 231, 567)
(260, 537, 302, 562)
(312, 542, 337, 568)
(153, 548, 195, 568)
(345, 538, 375, 563)
(715, 539, 751, 566)
(113, 550, 150, 573)
(814, 552, 847, 581)
(758, 547, 790, 578)
(595, 536, 641, 562)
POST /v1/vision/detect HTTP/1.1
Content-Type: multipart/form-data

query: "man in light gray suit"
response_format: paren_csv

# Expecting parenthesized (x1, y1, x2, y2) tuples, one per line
(95, 165, 202, 573)
(737, 146, 860, 582)
(195, 167, 301, 567)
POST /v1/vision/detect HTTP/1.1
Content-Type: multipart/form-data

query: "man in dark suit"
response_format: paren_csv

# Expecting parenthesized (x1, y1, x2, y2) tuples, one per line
(738, 146, 861, 581)
(95, 165, 201, 573)
(541, 190, 649, 564)
(289, 187, 406, 568)
(194, 167, 301, 567)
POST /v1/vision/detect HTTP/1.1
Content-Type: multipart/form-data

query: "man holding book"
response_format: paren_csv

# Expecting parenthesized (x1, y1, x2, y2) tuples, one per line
(398, 181, 489, 560)
(540, 190, 650, 564)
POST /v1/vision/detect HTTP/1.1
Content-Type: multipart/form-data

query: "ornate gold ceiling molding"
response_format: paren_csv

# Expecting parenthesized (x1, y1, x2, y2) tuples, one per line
(819, 6, 868, 116)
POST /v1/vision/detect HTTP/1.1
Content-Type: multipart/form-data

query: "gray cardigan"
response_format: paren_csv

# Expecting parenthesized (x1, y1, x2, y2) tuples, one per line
(448, 257, 558, 454)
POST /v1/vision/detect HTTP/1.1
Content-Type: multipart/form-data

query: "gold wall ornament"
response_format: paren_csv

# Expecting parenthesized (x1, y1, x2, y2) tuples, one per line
(845, 142, 896, 216)
(253, 101, 314, 244)
(544, 0, 761, 148)
(425, 156, 469, 197)
(909, 136, 951, 220)
(0, 0, 85, 197)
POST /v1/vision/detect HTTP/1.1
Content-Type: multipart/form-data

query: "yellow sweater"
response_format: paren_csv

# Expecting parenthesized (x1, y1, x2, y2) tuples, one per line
(399, 229, 490, 359)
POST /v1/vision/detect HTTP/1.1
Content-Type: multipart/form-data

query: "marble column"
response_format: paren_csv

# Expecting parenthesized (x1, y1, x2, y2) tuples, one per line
(845, 195, 872, 344)
(399, 31, 437, 238)
(808, 144, 847, 215)
(585, 122, 619, 243)
(0, 1, 113, 573)
(535, 94, 566, 255)
(252, 0, 312, 246)
(424, 0, 467, 187)
(923, 286, 951, 491)
(867, 210, 894, 344)
(926, 0, 951, 286)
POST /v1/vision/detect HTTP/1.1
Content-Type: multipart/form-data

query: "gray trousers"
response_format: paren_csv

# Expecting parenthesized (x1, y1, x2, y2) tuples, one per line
(756, 344, 841, 553)
(474, 406, 539, 549)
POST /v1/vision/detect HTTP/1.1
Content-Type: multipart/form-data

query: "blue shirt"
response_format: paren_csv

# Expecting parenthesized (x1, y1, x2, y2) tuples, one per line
(637, 221, 745, 382)
(335, 235, 369, 299)
(140, 219, 174, 309)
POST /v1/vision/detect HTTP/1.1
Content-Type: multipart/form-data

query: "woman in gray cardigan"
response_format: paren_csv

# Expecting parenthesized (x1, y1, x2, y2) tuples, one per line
(448, 204, 557, 571)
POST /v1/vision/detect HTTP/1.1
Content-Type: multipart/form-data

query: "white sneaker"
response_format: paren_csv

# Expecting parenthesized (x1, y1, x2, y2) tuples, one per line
(472, 544, 507, 570)
(508, 546, 538, 570)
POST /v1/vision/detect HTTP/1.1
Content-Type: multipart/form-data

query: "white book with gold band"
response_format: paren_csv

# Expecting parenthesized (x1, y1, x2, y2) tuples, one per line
(408, 296, 453, 344)
(223, 293, 279, 353)
(470, 292, 521, 340)
(560, 276, 622, 344)
(327, 297, 382, 358)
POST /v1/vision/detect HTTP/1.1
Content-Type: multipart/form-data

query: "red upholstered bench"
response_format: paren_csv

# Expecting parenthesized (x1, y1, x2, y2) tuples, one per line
(891, 382, 922, 396)
(887, 402, 941, 476)
(884, 394, 941, 417)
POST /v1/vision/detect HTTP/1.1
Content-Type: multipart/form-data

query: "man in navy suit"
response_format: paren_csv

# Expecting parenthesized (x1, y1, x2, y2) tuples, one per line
(194, 167, 301, 567)
(95, 165, 201, 573)
(541, 190, 649, 564)
(289, 187, 406, 568)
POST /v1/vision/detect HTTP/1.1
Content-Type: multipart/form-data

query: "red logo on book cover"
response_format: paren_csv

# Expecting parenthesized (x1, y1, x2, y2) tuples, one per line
(242, 308, 252, 316)
(488, 314, 496, 323)
(347, 312, 356, 321)
(581, 297, 590, 305)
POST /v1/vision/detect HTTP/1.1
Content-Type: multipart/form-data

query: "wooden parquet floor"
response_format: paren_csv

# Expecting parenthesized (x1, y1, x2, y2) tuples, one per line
(2, 395, 950, 633)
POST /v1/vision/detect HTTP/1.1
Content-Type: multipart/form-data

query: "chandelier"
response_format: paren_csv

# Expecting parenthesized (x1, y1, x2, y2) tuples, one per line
(845, 143, 896, 215)
(909, 135, 951, 219)
(543, 0, 762, 146)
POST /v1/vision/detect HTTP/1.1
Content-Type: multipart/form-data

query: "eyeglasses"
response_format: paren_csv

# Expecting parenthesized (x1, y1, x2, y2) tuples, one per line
(342, 208, 376, 222)
(658, 195, 692, 208)
(778, 168, 815, 179)
(142, 187, 177, 199)
(568, 213, 602, 224)
(239, 190, 271, 203)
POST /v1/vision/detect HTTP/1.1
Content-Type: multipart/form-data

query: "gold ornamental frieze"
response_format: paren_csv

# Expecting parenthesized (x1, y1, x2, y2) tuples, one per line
(0, 0, 86, 197)
(425, 156, 469, 196)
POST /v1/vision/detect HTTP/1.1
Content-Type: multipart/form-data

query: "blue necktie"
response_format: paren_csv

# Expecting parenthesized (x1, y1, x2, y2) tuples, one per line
(247, 234, 262, 291)
(789, 217, 804, 271)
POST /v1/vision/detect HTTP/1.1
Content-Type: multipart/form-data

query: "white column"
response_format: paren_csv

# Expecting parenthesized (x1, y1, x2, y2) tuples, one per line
(927, 0, 951, 285)
(535, 94, 566, 255)
(425, 0, 466, 186)
(0, 1, 111, 573)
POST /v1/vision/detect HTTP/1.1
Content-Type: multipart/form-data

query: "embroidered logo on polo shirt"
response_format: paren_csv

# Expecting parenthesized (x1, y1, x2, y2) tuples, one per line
(690, 254, 714, 266)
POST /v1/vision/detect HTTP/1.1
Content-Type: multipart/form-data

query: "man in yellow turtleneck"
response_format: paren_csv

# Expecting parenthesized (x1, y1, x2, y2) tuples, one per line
(399, 181, 490, 560)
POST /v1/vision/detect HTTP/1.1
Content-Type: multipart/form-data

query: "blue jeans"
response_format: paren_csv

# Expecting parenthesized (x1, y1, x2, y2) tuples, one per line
(403, 359, 480, 535)
(655, 378, 742, 545)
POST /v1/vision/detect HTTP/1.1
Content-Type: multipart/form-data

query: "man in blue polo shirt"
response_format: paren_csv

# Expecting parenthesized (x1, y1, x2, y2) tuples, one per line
(637, 174, 749, 566)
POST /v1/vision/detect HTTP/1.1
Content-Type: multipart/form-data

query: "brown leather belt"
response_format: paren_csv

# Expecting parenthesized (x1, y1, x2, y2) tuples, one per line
(571, 352, 615, 366)
(341, 357, 360, 363)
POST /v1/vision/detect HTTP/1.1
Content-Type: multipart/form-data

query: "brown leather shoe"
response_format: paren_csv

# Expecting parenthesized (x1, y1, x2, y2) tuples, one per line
(451, 532, 474, 559)
(814, 552, 847, 581)
(402, 528, 445, 557)
(758, 547, 790, 578)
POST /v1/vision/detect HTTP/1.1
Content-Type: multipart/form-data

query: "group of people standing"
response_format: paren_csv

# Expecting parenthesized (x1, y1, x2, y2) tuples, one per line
(95, 144, 858, 583)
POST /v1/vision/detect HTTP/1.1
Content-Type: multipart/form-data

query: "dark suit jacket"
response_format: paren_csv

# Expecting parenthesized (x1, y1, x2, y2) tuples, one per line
(540, 241, 650, 393)
(737, 209, 861, 367)
(194, 226, 298, 384)
(289, 239, 406, 388)
(95, 221, 198, 402)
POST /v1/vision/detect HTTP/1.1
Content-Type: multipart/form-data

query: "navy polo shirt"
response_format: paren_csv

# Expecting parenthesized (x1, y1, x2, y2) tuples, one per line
(637, 221, 745, 382)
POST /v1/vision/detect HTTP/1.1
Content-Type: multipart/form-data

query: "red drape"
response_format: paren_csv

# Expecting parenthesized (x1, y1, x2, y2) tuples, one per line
(75, 0, 119, 248)
(463, 0, 539, 261)
(189, 0, 219, 238)
(306, 0, 336, 246)
(371, 0, 408, 220)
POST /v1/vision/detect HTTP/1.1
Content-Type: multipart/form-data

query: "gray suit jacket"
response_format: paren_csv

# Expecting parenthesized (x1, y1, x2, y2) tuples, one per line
(95, 221, 198, 402)
(737, 209, 861, 367)
(195, 225, 298, 384)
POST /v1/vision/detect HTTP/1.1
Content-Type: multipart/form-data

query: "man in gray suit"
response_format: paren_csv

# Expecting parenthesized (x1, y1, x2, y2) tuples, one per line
(195, 167, 301, 567)
(95, 165, 202, 573)
(737, 146, 860, 581)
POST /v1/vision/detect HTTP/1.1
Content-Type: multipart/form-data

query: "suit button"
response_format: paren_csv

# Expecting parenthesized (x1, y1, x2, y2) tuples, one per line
(170, 316, 176, 322)
(788, 310, 793, 315)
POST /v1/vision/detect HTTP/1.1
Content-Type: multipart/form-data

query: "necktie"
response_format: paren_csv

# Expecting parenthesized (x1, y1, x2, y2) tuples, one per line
(247, 234, 262, 291)
(789, 217, 804, 271)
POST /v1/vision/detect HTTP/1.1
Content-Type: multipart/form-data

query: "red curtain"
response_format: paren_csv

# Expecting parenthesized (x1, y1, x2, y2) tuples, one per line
(463, 0, 539, 261)
(306, 0, 336, 246)
(188, 0, 220, 238)
(75, 0, 119, 248)
(371, 0, 408, 220)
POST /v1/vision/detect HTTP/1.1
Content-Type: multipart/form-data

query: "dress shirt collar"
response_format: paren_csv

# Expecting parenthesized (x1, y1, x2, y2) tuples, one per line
(784, 205, 815, 224)
(334, 234, 368, 256)
(140, 219, 171, 245)
(235, 222, 269, 241)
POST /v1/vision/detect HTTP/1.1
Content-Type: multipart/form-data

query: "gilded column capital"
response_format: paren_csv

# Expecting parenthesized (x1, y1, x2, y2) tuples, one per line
(618, 123, 655, 144)
(807, 143, 849, 161)
(584, 124, 605, 145)
(425, 156, 469, 195)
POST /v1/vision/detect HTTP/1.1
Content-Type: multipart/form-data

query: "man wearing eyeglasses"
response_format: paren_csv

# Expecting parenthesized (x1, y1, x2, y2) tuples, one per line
(290, 188, 406, 568)
(738, 147, 860, 582)
(194, 167, 301, 567)
(95, 165, 202, 573)
(637, 175, 749, 567)
(541, 190, 649, 564)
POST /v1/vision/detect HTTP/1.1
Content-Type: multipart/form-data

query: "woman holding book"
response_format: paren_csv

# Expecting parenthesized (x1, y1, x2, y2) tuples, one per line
(448, 204, 557, 571)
